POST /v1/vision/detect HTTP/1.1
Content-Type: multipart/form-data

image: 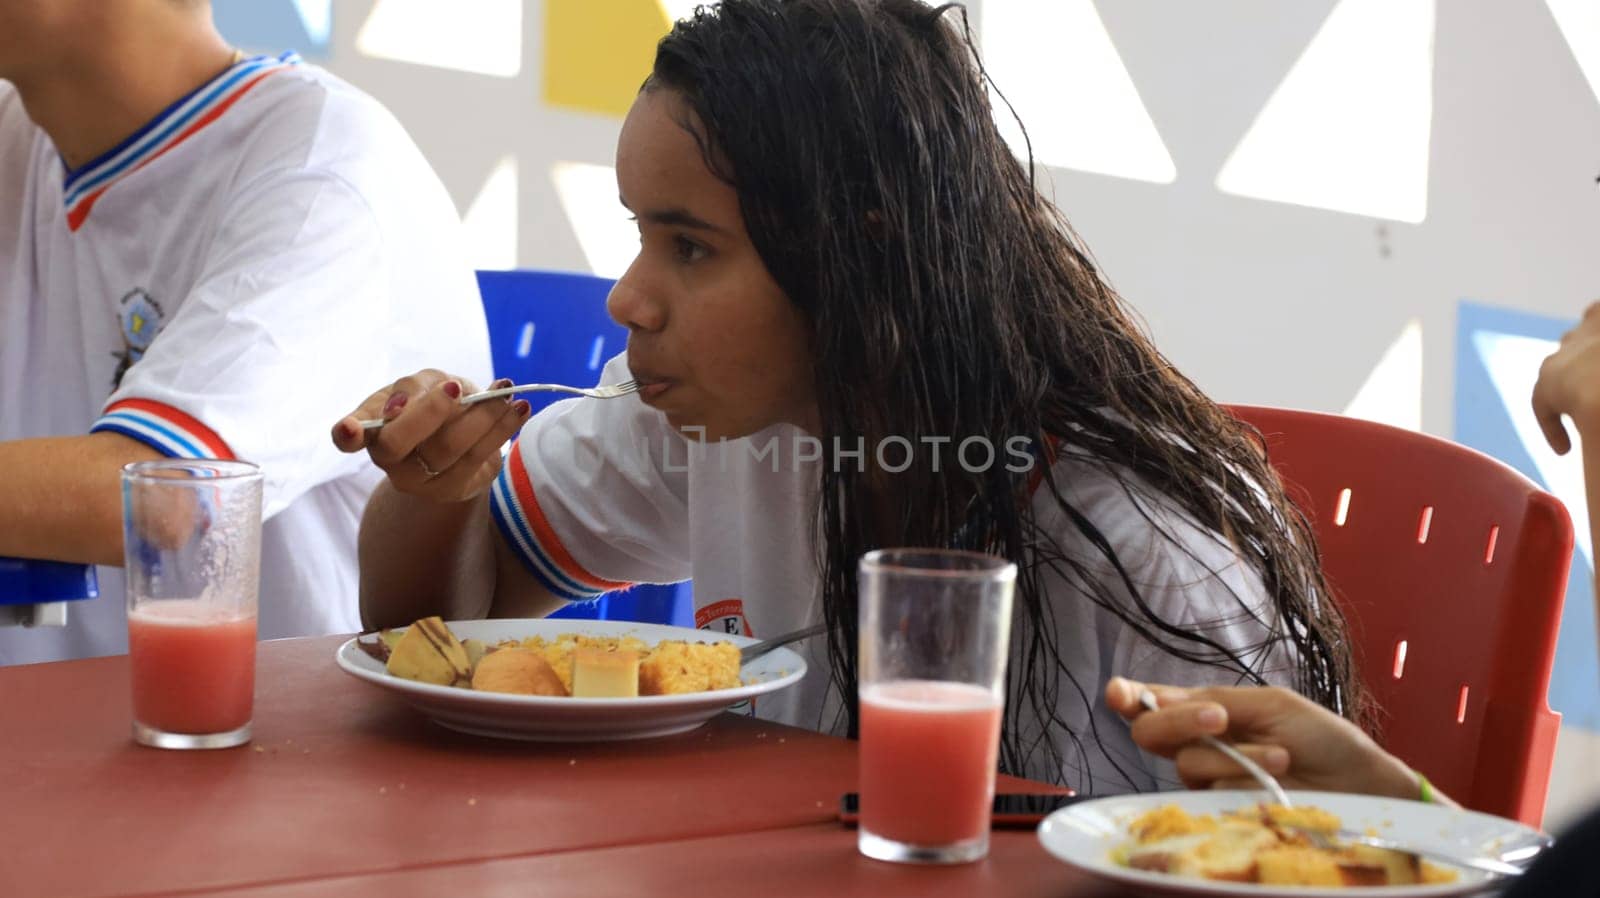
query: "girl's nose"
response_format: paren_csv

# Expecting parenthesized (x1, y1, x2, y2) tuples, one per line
(607, 267, 666, 333)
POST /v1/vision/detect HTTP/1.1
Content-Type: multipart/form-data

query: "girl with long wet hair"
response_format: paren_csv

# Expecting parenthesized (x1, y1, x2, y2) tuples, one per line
(336, 0, 1361, 794)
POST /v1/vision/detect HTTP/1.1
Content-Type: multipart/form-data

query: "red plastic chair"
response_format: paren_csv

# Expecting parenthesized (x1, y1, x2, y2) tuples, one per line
(1227, 405, 1573, 826)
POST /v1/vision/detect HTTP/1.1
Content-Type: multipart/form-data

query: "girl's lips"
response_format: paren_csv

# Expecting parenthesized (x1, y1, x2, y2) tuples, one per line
(638, 380, 673, 401)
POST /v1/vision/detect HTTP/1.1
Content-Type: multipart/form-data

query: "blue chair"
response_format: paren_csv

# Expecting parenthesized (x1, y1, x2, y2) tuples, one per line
(0, 558, 98, 626)
(476, 270, 693, 627)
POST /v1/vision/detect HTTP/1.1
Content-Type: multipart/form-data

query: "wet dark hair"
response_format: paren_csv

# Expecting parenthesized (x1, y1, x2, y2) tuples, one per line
(650, 0, 1362, 789)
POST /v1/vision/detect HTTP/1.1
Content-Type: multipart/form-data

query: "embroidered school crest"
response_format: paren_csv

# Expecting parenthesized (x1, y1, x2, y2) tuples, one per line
(696, 598, 753, 638)
(697, 599, 756, 714)
(111, 288, 166, 388)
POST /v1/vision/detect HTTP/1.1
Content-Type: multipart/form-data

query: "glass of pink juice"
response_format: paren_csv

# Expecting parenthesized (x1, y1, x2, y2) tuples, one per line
(857, 549, 1015, 864)
(122, 460, 262, 750)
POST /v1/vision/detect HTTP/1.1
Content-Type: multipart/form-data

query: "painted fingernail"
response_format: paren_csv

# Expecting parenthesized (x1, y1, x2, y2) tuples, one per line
(514, 399, 532, 418)
(1196, 706, 1226, 729)
(338, 420, 359, 439)
(443, 381, 462, 400)
(492, 378, 513, 390)
(382, 393, 408, 416)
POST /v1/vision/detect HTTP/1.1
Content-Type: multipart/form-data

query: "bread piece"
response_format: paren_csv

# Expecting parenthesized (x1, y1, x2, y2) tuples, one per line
(639, 641, 740, 695)
(1254, 847, 1347, 885)
(470, 647, 568, 696)
(1123, 834, 1209, 875)
(1180, 823, 1281, 881)
(1343, 843, 1424, 884)
(1126, 822, 1278, 882)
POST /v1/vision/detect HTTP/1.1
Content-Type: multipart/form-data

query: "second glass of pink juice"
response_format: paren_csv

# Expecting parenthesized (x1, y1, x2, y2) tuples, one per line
(857, 548, 1016, 864)
(122, 460, 262, 750)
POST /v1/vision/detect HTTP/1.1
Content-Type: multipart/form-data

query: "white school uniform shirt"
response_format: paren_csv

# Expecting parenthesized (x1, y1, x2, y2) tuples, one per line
(493, 355, 1295, 794)
(0, 53, 492, 665)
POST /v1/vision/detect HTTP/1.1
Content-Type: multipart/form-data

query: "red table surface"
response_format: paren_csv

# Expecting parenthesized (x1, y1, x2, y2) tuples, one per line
(1, 634, 1092, 898)
(179, 824, 1129, 898)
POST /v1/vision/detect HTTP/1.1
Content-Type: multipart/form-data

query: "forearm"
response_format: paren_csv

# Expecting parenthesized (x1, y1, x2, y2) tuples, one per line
(357, 481, 499, 630)
(0, 433, 162, 565)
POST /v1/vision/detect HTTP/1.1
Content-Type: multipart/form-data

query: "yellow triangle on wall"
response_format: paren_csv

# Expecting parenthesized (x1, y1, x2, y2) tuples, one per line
(544, 0, 675, 118)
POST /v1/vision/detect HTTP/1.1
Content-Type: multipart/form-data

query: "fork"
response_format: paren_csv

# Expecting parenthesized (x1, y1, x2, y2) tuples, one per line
(358, 380, 640, 431)
(1138, 689, 1291, 806)
(739, 623, 828, 665)
(1136, 689, 1533, 878)
(1317, 828, 1534, 878)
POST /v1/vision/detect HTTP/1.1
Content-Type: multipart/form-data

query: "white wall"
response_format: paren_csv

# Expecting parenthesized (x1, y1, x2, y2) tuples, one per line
(302, 0, 1600, 427)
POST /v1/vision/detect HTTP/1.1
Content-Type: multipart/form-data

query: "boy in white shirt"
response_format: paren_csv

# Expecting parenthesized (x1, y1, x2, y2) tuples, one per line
(0, 0, 492, 664)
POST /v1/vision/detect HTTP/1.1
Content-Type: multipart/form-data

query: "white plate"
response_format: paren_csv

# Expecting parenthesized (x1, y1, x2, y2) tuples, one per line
(1036, 790, 1547, 897)
(335, 618, 806, 742)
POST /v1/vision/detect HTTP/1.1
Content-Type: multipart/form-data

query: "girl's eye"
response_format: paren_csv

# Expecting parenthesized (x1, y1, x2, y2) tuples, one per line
(675, 236, 708, 264)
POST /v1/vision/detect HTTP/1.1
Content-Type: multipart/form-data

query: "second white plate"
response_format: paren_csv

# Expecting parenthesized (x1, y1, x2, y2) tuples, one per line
(1036, 789, 1546, 897)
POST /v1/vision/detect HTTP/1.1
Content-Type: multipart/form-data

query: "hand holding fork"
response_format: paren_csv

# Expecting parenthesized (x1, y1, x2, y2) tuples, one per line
(356, 379, 640, 431)
(330, 371, 635, 504)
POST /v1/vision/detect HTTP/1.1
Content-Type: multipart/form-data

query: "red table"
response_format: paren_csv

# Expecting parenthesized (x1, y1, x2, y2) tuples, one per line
(1, 635, 1114, 897)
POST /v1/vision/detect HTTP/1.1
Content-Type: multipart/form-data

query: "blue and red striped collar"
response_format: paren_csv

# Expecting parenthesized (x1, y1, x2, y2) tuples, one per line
(61, 50, 301, 231)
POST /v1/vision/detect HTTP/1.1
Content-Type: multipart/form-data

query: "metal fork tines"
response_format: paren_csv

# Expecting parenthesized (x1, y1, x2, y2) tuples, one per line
(358, 380, 639, 431)
(1317, 828, 1532, 878)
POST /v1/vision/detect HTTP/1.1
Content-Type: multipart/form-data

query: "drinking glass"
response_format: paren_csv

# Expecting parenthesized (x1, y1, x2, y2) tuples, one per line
(857, 548, 1016, 864)
(122, 459, 262, 749)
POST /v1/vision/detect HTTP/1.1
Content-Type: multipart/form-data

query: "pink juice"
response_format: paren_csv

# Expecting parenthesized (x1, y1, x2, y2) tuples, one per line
(128, 601, 256, 734)
(859, 679, 1003, 845)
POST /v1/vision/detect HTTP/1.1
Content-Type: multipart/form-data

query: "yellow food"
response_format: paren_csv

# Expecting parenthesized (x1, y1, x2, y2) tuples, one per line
(470, 647, 567, 696)
(571, 648, 641, 698)
(1116, 804, 1457, 887)
(384, 617, 472, 686)
(1253, 846, 1356, 885)
(639, 640, 740, 695)
(1130, 803, 1220, 842)
(517, 633, 651, 693)
(378, 621, 744, 697)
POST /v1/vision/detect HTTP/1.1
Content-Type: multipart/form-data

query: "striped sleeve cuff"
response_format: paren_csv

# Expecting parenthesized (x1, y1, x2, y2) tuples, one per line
(91, 399, 235, 460)
(489, 439, 633, 602)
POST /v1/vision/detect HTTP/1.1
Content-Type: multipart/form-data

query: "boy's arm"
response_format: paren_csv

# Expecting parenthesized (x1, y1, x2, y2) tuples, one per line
(0, 432, 163, 565)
